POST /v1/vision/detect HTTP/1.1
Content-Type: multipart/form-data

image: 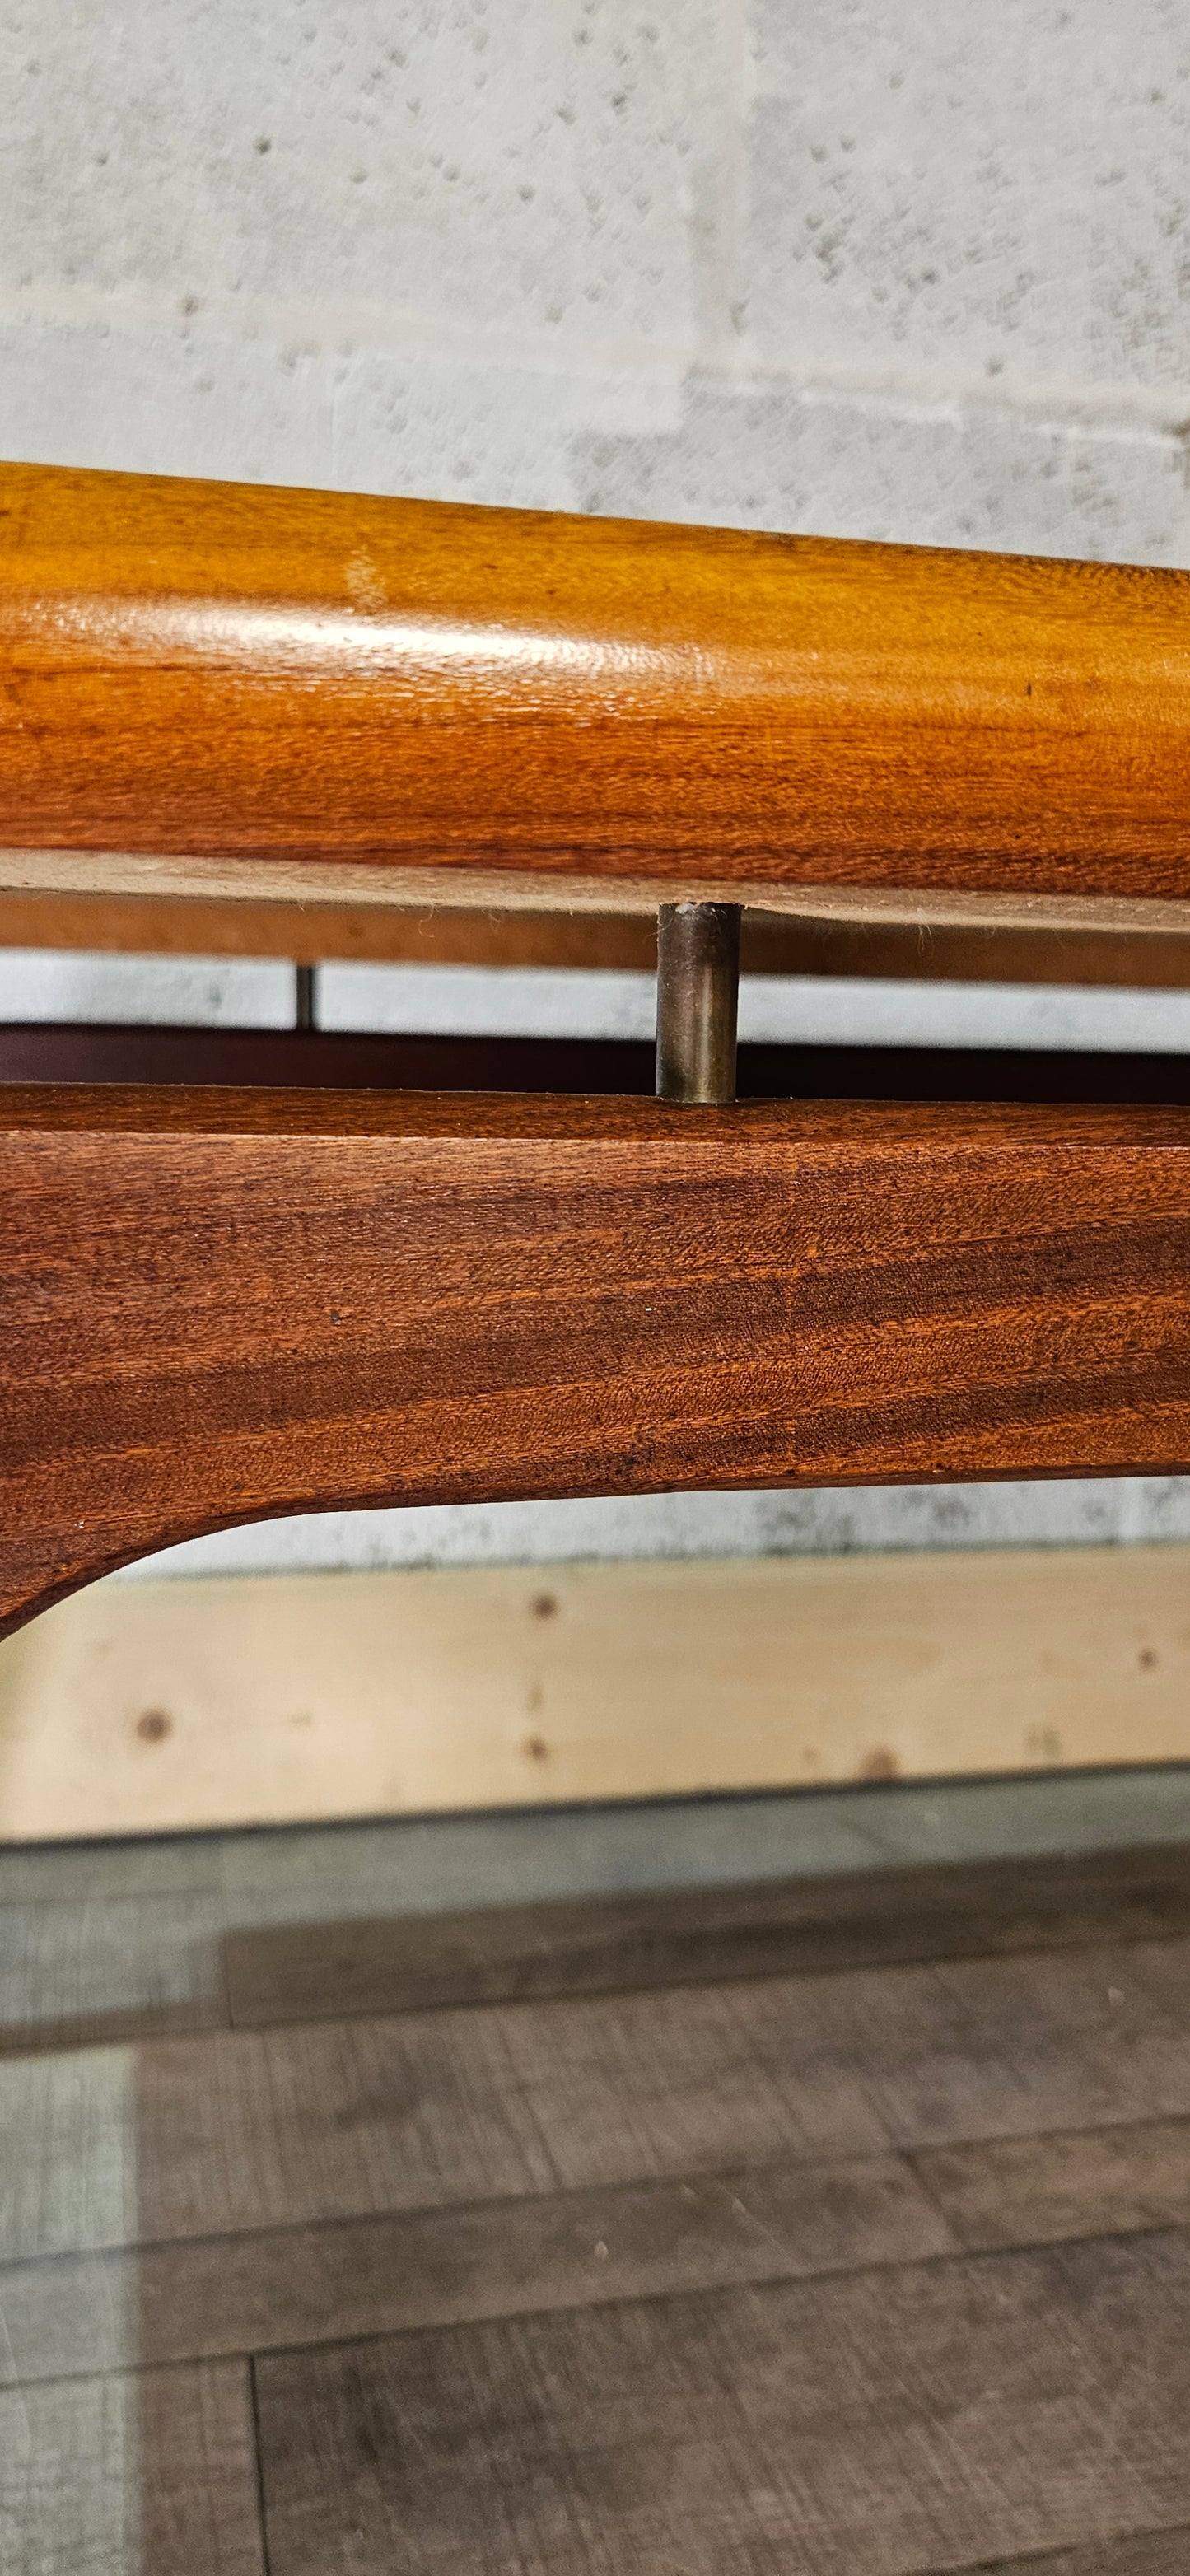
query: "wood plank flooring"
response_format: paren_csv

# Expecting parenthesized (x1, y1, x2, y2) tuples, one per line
(7, 1784, 1190, 2570)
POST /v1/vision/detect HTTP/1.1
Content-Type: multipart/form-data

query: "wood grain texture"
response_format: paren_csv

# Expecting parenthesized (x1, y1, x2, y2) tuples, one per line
(966, 2538, 1190, 2574)
(5, 1550, 1190, 1845)
(11, 1925, 1190, 2262)
(0, 2359, 264, 2576)
(219, 1845, 1190, 2028)
(0, 1888, 226, 2054)
(12, 1810, 1190, 2572)
(915, 2115, 1190, 2254)
(5, 1835, 1190, 2051)
(19, 2109, 1190, 2383)
(4, 461, 1190, 903)
(0, 891, 669, 970)
(0, 2152, 952, 2382)
(254, 2233, 1190, 2574)
(3, 1084, 1190, 1636)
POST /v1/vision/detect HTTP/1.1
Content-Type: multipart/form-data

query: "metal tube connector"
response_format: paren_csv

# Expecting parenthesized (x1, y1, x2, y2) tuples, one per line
(656, 903, 741, 1104)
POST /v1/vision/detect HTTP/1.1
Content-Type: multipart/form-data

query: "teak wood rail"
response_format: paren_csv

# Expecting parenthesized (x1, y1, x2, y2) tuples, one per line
(2, 461, 1189, 1638)
(6, 459, 1190, 907)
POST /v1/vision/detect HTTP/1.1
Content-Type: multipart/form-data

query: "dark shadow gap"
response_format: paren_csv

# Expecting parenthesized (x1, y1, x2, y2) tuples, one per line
(5, 1022, 1190, 1105)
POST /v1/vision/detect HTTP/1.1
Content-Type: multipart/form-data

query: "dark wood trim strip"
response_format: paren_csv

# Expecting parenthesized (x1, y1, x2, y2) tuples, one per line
(4, 1084, 1190, 1633)
(7, 1022, 1190, 1104)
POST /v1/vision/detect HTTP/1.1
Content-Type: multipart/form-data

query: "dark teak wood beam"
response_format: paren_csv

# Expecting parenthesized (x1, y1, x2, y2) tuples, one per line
(2, 1083, 1190, 1639)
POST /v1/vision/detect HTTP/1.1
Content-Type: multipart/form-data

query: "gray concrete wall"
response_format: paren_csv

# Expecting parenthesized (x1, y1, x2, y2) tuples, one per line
(5, 0, 1188, 546)
(3, 0, 1189, 1575)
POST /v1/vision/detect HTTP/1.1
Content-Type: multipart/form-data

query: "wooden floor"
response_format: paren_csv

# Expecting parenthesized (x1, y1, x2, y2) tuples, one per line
(7, 1773, 1190, 2573)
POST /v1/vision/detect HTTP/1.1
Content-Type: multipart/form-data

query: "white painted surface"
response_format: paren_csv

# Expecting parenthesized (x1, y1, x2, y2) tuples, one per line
(4, 0, 1189, 1577)
(320, 963, 1190, 1052)
(0, 951, 295, 1026)
(124, 1477, 1190, 1581)
(7, 951, 1190, 1052)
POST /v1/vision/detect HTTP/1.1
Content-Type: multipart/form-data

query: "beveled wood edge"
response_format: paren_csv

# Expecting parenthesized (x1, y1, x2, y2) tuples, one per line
(7, 846, 1190, 937)
(6, 888, 1190, 987)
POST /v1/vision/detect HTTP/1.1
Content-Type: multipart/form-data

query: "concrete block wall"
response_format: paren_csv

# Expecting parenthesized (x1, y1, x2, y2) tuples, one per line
(3, 0, 1189, 1576)
(4, 0, 1188, 544)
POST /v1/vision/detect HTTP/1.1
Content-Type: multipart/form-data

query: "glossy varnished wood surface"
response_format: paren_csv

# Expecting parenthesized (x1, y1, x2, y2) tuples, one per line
(2, 1082, 1190, 1635)
(3, 461, 1190, 902)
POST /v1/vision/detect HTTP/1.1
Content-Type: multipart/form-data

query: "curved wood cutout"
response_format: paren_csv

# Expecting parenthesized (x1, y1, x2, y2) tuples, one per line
(2, 1084, 1190, 1640)
(3, 463, 1190, 902)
